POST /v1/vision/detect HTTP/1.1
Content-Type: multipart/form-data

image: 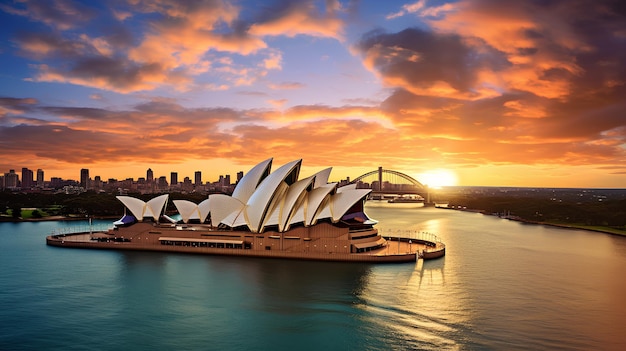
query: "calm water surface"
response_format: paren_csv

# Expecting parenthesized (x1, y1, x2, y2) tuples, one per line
(1, 203, 625, 350)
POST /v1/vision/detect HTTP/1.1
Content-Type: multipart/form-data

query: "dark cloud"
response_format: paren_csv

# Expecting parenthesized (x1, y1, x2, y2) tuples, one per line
(1, 0, 96, 30)
(0, 97, 39, 109)
(14, 31, 85, 58)
(100, 24, 136, 48)
(355, 27, 508, 94)
(354, 0, 626, 168)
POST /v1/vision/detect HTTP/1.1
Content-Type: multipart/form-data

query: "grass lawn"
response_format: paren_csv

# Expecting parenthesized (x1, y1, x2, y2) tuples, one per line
(8, 209, 50, 219)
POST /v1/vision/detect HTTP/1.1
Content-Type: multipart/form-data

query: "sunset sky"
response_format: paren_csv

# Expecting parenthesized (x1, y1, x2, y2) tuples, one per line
(1, 0, 625, 188)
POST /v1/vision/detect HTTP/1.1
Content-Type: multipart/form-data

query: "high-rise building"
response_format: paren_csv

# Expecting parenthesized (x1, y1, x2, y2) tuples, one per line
(21, 168, 34, 189)
(36, 169, 44, 187)
(171, 172, 178, 185)
(224, 174, 231, 186)
(182, 177, 193, 192)
(237, 171, 243, 183)
(80, 168, 89, 188)
(93, 175, 102, 190)
(50, 177, 62, 188)
(4, 170, 19, 189)
(157, 176, 168, 189)
(146, 168, 154, 183)
(194, 171, 201, 186)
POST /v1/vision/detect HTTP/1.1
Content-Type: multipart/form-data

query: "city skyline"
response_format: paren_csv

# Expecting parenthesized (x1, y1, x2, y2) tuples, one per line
(2, 166, 239, 187)
(1, 1, 625, 188)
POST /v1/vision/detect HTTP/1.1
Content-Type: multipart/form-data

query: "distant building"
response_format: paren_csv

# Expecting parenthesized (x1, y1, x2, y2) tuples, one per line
(80, 168, 89, 188)
(50, 177, 63, 188)
(36, 169, 44, 187)
(183, 177, 193, 192)
(146, 168, 154, 183)
(171, 172, 178, 185)
(237, 171, 243, 183)
(194, 171, 202, 186)
(157, 176, 168, 190)
(93, 176, 102, 190)
(21, 168, 34, 189)
(4, 170, 19, 189)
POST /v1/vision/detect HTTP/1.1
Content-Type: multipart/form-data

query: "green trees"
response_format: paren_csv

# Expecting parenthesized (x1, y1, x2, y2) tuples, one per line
(448, 196, 626, 228)
(10, 206, 21, 218)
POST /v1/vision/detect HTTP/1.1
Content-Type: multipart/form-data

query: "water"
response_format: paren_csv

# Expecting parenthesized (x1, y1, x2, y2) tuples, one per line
(1, 204, 626, 350)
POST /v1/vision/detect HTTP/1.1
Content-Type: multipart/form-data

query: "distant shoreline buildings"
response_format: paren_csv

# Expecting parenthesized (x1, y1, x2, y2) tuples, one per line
(0, 166, 255, 195)
(3, 166, 387, 196)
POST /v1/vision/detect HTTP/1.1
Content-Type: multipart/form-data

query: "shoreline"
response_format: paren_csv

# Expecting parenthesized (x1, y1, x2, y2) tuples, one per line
(4, 210, 624, 237)
(436, 206, 626, 237)
(510, 217, 626, 237)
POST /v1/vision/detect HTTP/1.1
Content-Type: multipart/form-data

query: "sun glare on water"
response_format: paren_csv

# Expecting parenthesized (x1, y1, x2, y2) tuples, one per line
(416, 169, 458, 189)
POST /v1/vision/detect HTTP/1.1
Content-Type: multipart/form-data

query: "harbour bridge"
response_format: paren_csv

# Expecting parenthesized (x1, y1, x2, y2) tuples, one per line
(348, 167, 432, 203)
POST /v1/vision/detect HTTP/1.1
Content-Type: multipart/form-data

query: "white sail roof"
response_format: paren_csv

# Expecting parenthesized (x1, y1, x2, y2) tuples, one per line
(197, 199, 211, 223)
(330, 189, 371, 221)
(305, 183, 337, 226)
(245, 159, 301, 233)
(115, 159, 373, 233)
(209, 194, 245, 225)
(313, 167, 332, 188)
(231, 158, 272, 203)
(279, 176, 315, 231)
(117, 194, 168, 221)
(172, 198, 211, 223)
(173, 200, 199, 223)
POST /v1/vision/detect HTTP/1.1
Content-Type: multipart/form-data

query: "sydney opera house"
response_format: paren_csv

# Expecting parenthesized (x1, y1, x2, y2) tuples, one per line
(47, 158, 445, 262)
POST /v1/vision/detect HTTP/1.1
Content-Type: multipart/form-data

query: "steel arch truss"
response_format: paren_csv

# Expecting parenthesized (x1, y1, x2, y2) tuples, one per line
(350, 169, 426, 190)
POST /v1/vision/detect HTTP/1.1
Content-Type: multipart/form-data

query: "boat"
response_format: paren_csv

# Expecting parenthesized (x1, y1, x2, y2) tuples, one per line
(47, 158, 445, 262)
(387, 195, 424, 203)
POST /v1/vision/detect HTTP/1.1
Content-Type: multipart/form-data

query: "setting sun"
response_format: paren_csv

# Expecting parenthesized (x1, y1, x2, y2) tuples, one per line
(416, 169, 458, 189)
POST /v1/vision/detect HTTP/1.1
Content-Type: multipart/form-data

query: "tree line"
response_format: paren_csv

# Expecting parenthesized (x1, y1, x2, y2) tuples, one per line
(447, 195, 626, 228)
(0, 191, 209, 219)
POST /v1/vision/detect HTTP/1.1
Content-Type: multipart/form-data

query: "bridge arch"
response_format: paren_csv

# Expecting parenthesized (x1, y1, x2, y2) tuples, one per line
(350, 168, 427, 193)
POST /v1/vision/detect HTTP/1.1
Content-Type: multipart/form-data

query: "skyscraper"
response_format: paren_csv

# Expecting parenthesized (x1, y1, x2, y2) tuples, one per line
(80, 168, 89, 188)
(171, 172, 178, 185)
(194, 171, 201, 186)
(146, 168, 154, 183)
(21, 168, 34, 189)
(4, 170, 19, 189)
(93, 175, 102, 190)
(36, 169, 44, 187)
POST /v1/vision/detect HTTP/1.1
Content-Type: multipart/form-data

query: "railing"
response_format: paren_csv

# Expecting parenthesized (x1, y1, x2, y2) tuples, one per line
(51, 224, 114, 236)
(377, 228, 442, 244)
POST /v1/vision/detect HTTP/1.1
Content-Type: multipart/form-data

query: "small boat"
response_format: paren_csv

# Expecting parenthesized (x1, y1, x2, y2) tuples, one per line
(388, 195, 424, 203)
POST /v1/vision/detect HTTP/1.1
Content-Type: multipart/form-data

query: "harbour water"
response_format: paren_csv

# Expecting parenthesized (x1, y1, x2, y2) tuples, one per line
(1, 203, 625, 350)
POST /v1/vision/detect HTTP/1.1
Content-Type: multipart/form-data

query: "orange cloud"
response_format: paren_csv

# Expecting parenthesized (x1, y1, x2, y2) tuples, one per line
(268, 82, 305, 90)
(1, 93, 624, 186)
(249, 0, 345, 40)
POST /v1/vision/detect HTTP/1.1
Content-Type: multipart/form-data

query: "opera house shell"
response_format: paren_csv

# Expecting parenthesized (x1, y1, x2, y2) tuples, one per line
(47, 158, 445, 262)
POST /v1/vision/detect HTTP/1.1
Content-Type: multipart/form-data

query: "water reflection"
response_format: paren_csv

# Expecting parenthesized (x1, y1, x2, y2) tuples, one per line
(356, 259, 468, 351)
(7, 209, 626, 350)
